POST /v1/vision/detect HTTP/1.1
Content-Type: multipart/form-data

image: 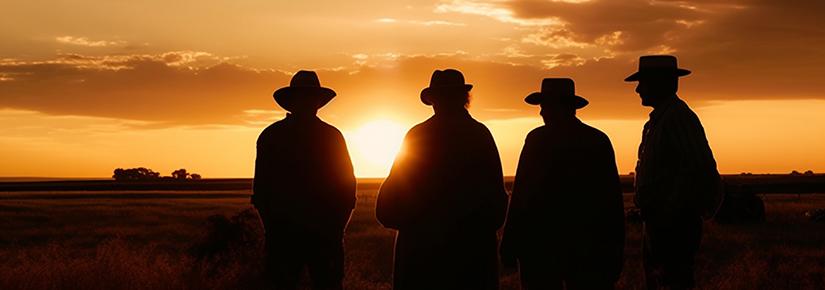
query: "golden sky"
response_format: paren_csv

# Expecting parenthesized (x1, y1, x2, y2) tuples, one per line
(2, 0, 825, 177)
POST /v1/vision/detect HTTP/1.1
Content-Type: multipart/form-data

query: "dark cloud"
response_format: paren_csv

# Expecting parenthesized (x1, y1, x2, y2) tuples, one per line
(4, 15, 825, 131)
(0, 52, 289, 126)
(508, 0, 709, 51)
(0, 51, 647, 128)
(450, 0, 825, 100)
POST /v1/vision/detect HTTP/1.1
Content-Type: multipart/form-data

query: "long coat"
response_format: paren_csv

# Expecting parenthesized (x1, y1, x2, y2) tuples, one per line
(500, 119, 625, 283)
(376, 110, 508, 290)
(635, 97, 722, 221)
(252, 113, 356, 240)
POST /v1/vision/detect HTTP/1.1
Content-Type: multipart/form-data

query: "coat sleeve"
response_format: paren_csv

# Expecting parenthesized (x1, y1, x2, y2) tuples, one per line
(376, 130, 416, 230)
(252, 133, 273, 213)
(334, 130, 357, 211)
(477, 126, 508, 231)
(331, 130, 357, 229)
(668, 111, 723, 219)
(599, 134, 625, 281)
(501, 131, 540, 259)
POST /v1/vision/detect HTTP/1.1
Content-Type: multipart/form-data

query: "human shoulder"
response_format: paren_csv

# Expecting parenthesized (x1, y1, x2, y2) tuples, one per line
(579, 121, 611, 142)
(257, 119, 288, 145)
(525, 126, 548, 141)
(316, 119, 345, 137)
(407, 117, 435, 136)
(470, 117, 495, 135)
(664, 98, 703, 128)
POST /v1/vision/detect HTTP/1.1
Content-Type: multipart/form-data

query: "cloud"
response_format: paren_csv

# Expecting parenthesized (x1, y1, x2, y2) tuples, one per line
(55, 36, 125, 47)
(374, 18, 399, 23)
(435, 0, 564, 26)
(3, 42, 825, 130)
(0, 51, 290, 126)
(374, 18, 467, 27)
(541, 53, 586, 69)
(435, 0, 718, 53)
(431, 0, 825, 100)
(522, 27, 592, 49)
(0, 51, 643, 127)
(409, 20, 467, 27)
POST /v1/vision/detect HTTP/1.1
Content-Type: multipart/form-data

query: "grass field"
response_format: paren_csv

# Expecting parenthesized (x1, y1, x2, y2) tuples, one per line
(1, 187, 825, 289)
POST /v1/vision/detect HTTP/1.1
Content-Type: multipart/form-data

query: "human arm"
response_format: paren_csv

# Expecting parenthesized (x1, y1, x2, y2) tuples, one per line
(375, 131, 415, 230)
(500, 131, 540, 267)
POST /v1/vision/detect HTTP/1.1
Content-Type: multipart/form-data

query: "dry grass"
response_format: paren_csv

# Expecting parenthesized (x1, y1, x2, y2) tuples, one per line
(1, 191, 824, 289)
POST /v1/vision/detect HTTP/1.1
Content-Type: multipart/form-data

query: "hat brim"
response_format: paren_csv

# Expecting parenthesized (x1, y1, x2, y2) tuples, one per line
(525, 93, 589, 109)
(420, 84, 473, 106)
(273, 87, 336, 111)
(624, 68, 691, 82)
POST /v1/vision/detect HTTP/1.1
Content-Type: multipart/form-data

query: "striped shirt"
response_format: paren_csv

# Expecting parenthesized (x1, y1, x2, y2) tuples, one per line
(634, 96, 722, 219)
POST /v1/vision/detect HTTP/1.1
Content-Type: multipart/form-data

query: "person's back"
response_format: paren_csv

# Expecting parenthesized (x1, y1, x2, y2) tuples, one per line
(376, 69, 507, 290)
(518, 123, 622, 247)
(501, 78, 624, 290)
(254, 115, 355, 232)
(252, 70, 355, 290)
(378, 113, 504, 231)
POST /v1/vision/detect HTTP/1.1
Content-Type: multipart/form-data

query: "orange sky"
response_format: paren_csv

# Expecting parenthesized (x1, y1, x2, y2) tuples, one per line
(2, 0, 825, 177)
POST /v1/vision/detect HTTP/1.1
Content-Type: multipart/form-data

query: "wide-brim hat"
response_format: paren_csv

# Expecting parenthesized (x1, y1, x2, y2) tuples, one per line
(525, 78, 588, 109)
(420, 69, 473, 106)
(624, 55, 691, 82)
(273, 70, 336, 111)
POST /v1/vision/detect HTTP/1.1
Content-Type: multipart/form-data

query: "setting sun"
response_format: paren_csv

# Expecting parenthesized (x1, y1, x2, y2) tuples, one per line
(345, 119, 408, 178)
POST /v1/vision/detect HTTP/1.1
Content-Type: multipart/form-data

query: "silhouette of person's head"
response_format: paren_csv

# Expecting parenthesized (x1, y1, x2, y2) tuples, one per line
(273, 70, 336, 116)
(625, 55, 691, 107)
(525, 78, 588, 124)
(421, 69, 473, 114)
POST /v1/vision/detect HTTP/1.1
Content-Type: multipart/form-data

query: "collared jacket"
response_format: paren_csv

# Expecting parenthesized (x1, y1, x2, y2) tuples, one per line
(635, 97, 722, 220)
(501, 118, 625, 282)
(252, 113, 356, 238)
(377, 110, 508, 290)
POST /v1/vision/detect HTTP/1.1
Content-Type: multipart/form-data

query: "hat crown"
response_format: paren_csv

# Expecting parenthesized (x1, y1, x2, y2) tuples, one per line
(540, 78, 576, 97)
(429, 69, 467, 88)
(624, 55, 690, 82)
(524, 77, 588, 108)
(638, 55, 679, 71)
(289, 70, 322, 88)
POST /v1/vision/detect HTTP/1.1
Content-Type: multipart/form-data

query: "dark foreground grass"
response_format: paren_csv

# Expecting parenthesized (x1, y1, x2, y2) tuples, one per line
(1, 191, 824, 289)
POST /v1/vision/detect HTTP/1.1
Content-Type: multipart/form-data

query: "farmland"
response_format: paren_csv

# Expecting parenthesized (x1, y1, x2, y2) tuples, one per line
(1, 177, 825, 289)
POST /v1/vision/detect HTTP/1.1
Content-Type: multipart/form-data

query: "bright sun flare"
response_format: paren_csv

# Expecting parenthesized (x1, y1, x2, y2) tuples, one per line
(345, 120, 407, 178)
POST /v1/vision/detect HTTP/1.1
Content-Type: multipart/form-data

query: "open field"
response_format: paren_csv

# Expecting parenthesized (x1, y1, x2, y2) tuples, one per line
(2, 174, 825, 193)
(1, 186, 825, 289)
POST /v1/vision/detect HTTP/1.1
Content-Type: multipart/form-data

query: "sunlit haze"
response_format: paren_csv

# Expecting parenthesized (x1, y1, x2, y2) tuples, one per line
(345, 119, 407, 177)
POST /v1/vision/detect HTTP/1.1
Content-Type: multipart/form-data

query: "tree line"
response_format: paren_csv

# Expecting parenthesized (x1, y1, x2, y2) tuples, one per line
(112, 167, 202, 181)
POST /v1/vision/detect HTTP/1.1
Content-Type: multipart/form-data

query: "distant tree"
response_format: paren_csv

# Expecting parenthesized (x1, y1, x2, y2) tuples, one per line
(113, 168, 124, 180)
(804, 170, 814, 176)
(628, 171, 635, 176)
(790, 170, 802, 176)
(113, 167, 161, 181)
(190, 173, 202, 180)
(172, 169, 189, 180)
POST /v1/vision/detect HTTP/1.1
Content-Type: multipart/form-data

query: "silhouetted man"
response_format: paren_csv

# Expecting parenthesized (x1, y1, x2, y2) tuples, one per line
(625, 55, 722, 290)
(500, 78, 625, 290)
(376, 69, 508, 290)
(252, 70, 356, 290)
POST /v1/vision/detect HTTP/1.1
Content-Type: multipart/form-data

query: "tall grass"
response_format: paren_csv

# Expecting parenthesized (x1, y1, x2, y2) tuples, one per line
(1, 192, 824, 289)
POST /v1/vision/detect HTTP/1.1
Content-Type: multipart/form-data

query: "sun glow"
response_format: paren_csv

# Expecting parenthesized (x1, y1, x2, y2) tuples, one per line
(345, 119, 407, 178)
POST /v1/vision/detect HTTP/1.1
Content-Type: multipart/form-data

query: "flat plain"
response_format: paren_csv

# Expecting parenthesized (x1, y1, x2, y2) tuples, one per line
(1, 182, 824, 289)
